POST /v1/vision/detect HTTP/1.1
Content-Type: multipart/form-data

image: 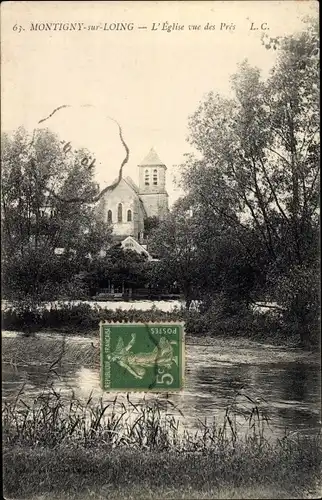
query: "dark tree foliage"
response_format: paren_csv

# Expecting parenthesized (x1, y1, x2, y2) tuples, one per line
(152, 21, 320, 343)
(1, 127, 112, 303)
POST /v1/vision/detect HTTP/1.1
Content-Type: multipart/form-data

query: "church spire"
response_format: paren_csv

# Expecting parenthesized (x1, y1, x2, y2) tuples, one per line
(138, 148, 167, 169)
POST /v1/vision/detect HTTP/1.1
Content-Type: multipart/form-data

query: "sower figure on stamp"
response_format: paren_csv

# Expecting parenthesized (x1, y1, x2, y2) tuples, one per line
(109, 333, 178, 379)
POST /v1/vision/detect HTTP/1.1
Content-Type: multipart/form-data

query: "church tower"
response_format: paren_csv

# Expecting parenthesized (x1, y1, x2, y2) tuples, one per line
(138, 148, 169, 220)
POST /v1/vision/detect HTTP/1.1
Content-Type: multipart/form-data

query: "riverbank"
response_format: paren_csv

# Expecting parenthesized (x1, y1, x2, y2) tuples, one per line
(2, 301, 318, 349)
(3, 387, 321, 500)
(3, 328, 321, 499)
(2, 333, 320, 368)
(4, 443, 321, 500)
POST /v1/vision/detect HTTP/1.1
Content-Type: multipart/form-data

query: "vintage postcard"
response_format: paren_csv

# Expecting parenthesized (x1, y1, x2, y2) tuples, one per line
(2, 1, 320, 499)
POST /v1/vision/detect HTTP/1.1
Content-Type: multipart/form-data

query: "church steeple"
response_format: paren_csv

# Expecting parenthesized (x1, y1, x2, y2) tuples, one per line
(138, 148, 168, 220)
(138, 148, 167, 194)
(139, 147, 167, 170)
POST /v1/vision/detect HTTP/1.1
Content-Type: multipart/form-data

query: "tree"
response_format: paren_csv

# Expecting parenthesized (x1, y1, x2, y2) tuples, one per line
(148, 198, 201, 308)
(144, 216, 160, 239)
(180, 21, 319, 342)
(1, 127, 112, 302)
(87, 246, 149, 293)
(147, 195, 264, 310)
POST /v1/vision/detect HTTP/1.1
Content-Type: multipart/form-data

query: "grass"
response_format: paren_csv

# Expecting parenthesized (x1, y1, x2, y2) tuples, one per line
(16, 485, 311, 500)
(4, 445, 321, 499)
(2, 335, 100, 369)
(3, 377, 322, 500)
(3, 379, 273, 450)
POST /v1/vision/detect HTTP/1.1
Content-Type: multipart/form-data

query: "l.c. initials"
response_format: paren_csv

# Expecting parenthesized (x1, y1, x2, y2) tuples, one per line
(250, 22, 269, 31)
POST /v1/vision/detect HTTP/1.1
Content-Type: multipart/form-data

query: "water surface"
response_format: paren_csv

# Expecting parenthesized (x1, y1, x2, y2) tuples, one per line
(2, 331, 320, 440)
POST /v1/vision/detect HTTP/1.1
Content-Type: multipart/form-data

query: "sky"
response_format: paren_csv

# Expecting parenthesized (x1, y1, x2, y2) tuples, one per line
(1, 1, 318, 205)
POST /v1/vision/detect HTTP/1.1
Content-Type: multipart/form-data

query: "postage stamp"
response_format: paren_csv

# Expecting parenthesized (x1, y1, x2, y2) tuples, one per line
(100, 322, 185, 391)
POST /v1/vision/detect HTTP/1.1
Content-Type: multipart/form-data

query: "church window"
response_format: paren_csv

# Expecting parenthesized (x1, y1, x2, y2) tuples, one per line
(153, 169, 158, 185)
(127, 209, 132, 222)
(117, 203, 123, 222)
(145, 169, 150, 186)
(107, 210, 112, 222)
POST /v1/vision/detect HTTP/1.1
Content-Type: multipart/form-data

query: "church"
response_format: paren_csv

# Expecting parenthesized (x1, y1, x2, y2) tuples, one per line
(97, 148, 169, 243)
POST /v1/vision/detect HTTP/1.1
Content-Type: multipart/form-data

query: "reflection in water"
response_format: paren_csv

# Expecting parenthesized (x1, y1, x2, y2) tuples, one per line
(190, 360, 320, 436)
(2, 335, 321, 439)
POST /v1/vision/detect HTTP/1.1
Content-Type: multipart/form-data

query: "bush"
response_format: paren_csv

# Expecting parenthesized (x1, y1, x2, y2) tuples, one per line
(184, 308, 207, 335)
(269, 265, 320, 347)
(183, 295, 304, 346)
(1, 303, 185, 333)
(1, 298, 317, 348)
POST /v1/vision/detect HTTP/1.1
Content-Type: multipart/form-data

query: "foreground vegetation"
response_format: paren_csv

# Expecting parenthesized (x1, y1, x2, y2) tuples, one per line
(3, 327, 320, 499)
(4, 443, 320, 500)
(3, 383, 321, 499)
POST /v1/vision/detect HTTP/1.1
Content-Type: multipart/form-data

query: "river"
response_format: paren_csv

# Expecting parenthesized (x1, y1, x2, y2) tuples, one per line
(2, 329, 320, 440)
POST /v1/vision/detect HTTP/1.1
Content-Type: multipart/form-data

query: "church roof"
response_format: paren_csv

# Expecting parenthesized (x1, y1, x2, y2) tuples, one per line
(124, 176, 139, 193)
(108, 176, 139, 194)
(139, 148, 167, 169)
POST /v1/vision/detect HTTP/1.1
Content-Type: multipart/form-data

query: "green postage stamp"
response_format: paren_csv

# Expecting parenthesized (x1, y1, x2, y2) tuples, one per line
(100, 322, 185, 391)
